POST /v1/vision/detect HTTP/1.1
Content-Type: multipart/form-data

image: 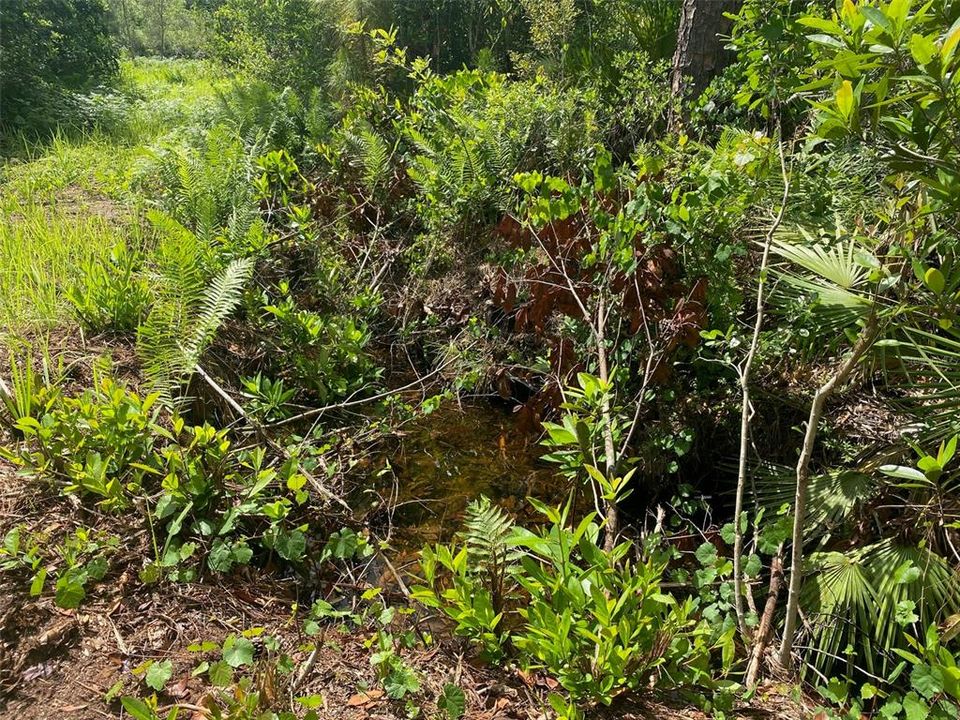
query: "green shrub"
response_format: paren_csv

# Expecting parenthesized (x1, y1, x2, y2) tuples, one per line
(413, 497, 720, 708)
(4, 377, 160, 509)
(259, 283, 380, 404)
(67, 241, 152, 334)
(3, 379, 314, 578)
(0, 0, 118, 131)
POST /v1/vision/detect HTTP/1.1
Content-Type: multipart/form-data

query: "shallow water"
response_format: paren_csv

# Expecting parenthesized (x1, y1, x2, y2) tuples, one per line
(370, 401, 564, 548)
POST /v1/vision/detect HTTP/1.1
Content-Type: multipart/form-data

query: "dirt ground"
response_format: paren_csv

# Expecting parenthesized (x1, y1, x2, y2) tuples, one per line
(0, 456, 814, 720)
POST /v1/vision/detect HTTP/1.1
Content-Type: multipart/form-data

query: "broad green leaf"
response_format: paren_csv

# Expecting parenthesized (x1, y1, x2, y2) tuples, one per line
(437, 683, 466, 719)
(924, 267, 946, 294)
(222, 634, 255, 668)
(208, 660, 233, 687)
(911, 664, 945, 699)
(120, 697, 156, 720)
(146, 660, 173, 691)
(910, 33, 937, 66)
(836, 81, 855, 120)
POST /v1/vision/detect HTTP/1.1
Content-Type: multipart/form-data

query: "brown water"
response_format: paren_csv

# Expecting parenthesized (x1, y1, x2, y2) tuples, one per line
(370, 402, 565, 548)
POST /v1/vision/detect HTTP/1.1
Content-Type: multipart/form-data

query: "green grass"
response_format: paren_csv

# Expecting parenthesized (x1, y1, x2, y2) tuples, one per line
(0, 57, 244, 336)
(0, 57, 241, 204)
(0, 132, 136, 202)
(0, 201, 131, 333)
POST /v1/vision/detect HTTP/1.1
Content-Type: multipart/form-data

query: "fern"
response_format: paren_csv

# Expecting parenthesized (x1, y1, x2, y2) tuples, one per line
(457, 495, 519, 613)
(356, 126, 390, 196)
(137, 213, 253, 405)
(460, 495, 517, 570)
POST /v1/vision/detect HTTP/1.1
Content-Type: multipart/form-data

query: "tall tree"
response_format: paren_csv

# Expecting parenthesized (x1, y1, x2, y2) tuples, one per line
(668, 0, 740, 129)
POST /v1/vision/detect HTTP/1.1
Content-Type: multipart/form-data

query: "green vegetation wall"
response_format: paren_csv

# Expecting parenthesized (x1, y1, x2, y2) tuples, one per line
(1, 0, 118, 130)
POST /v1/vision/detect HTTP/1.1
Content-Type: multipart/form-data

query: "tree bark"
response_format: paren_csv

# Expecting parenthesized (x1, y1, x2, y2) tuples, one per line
(669, 0, 741, 130)
(745, 548, 783, 688)
(595, 296, 619, 552)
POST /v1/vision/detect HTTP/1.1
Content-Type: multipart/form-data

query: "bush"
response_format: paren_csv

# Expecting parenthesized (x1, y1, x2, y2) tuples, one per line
(413, 497, 721, 708)
(2, 378, 314, 579)
(212, 0, 340, 93)
(0, 0, 118, 131)
(67, 241, 152, 334)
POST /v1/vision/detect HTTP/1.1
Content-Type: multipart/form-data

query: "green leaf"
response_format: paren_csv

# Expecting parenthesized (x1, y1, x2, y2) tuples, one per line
(121, 697, 156, 720)
(925, 267, 946, 295)
(942, 16, 960, 62)
(880, 465, 927, 482)
(146, 660, 173, 691)
(384, 663, 419, 699)
(836, 80, 855, 120)
(903, 692, 930, 720)
(911, 664, 945, 700)
(222, 634, 255, 668)
(54, 575, 86, 609)
(30, 567, 47, 596)
(895, 599, 919, 626)
(695, 542, 718, 566)
(208, 659, 233, 687)
(437, 683, 466, 719)
(909, 34, 938, 66)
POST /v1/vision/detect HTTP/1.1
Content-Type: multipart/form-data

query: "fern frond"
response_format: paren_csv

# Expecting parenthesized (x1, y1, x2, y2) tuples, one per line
(459, 495, 517, 572)
(138, 223, 253, 406)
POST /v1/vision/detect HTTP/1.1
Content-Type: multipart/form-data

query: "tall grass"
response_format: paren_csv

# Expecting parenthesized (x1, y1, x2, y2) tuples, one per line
(0, 57, 244, 205)
(0, 132, 136, 201)
(0, 56, 247, 336)
(0, 202, 130, 332)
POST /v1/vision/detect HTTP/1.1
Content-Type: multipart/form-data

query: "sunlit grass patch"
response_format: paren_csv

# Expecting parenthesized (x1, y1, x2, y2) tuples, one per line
(0, 201, 134, 332)
(0, 132, 136, 202)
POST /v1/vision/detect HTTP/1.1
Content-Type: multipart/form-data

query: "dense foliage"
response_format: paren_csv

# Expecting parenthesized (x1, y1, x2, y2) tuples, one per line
(2, 1, 960, 719)
(0, 0, 118, 130)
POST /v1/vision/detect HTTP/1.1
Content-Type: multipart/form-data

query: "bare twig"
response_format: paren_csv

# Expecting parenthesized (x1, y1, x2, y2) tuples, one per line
(778, 312, 880, 668)
(265, 353, 461, 429)
(734, 132, 791, 650)
(195, 364, 351, 512)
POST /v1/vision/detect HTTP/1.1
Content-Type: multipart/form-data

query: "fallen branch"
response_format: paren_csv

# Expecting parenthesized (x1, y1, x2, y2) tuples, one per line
(195, 365, 351, 512)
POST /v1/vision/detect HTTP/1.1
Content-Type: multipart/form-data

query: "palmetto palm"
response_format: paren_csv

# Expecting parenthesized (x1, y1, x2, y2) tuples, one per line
(760, 220, 960, 679)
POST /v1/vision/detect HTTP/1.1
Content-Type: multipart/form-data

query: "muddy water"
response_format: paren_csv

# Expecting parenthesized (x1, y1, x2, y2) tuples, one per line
(371, 402, 565, 548)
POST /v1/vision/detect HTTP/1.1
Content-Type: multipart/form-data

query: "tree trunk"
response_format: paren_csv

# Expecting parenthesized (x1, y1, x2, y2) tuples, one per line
(669, 0, 741, 129)
(745, 548, 783, 688)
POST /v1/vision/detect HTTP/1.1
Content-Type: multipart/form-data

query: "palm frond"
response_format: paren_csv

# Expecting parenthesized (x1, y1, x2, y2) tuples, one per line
(750, 461, 876, 536)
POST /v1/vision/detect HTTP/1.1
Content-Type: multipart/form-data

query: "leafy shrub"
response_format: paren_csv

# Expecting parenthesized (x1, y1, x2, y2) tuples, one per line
(413, 497, 720, 708)
(4, 377, 161, 510)
(0, 0, 118, 130)
(258, 283, 379, 404)
(67, 241, 152, 334)
(150, 420, 311, 578)
(402, 68, 597, 240)
(1, 525, 117, 609)
(212, 0, 340, 92)
(3, 379, 314, 577)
